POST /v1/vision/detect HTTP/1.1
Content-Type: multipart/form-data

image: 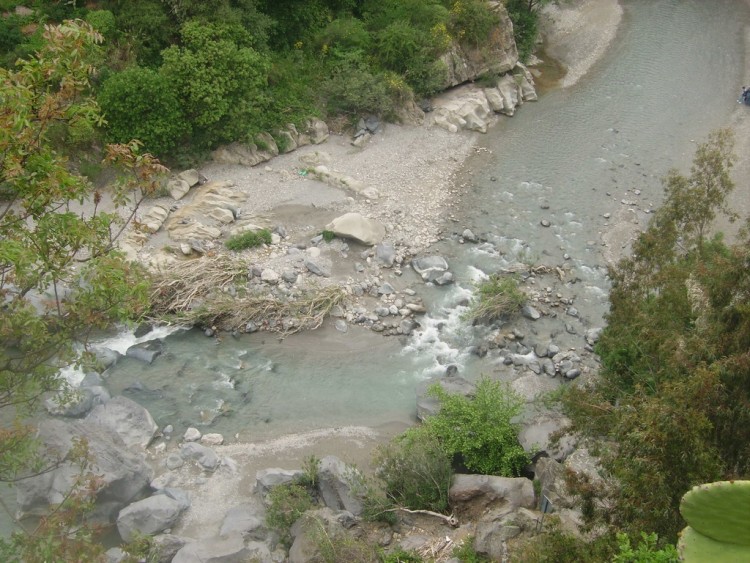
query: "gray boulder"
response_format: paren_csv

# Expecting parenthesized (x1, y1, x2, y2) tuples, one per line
(15, 419, 153, 523)
(375, 242, 396, 266)
(117, 493, 188, 542)
(316, 456, 363, 516)
(326, 213, 386, 246)
(412, 255, 452, 283)
(125, 341, 163, 364)
(45, 386, 108, 418)
(172, 534, 251, 563)
(449, 474, 535, 510)
(518, 413, 576, 461)
(86, 396, 158, 450)
(151, 534, 191, 563)
(254, 468, 305, 500)
(220, 501, 267, 540)
(180, 442, 220, 471)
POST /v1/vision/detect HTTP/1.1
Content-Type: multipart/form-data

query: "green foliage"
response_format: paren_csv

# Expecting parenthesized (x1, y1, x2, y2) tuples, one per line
(161, 21, 271, 148)
(448, 0, 499, 47)
(99, 66, 187, 156)
(452, 537, 491, 562)
(85, 9, 117, 40)
(321, 53, 398, 117)
(380, 548, 424, 562)
(266, 483, 315, 546)
(614, 532, 679, 563)
(0, 26, 165, 563)
(372, 426, 453, 514)
(466, 274, 527, 323)
(111, 0, 177, 67)
(510, 517, 617, 562)
(301, 454, 322, 488)
(316, 17, 372, 52)
(311, 524, 381, 563)
(562, 130, 750, 542)
(426, 378, 529, 476)
(505, 0, 540, 62)
(321, 230, 336, 242)
(225, 229, 272, 250)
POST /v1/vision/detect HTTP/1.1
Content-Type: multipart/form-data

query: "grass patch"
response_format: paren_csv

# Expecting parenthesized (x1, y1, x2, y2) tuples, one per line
(466, 274, 527, 323)
(321, 229, 336, 242)
(225, 229, 272, 251)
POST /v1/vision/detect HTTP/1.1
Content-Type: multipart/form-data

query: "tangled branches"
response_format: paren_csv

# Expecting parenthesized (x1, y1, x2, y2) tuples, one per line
(148, 254, 346, 335)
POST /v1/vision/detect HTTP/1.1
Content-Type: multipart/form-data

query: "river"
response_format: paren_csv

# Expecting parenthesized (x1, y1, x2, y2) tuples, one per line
(99, 0, 748, 442)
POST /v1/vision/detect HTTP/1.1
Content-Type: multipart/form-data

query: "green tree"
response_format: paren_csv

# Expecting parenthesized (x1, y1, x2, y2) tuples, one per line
(563, 131, 750, 541)
(160, 21, 271, 147)
(98, 66, 188, 156)
(0, 21, 165, 552)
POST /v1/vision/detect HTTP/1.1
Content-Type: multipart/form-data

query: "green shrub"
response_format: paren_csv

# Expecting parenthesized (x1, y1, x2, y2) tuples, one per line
(613, 532, 678, 563)
(98, 66, 187, 156)
(316, 17, 372, 53)
(85, 10, 117, 40)
(510, 517, 616, 562)
(448, 0, 499, 47)
(452, 537, 491, 563)
(321, 57, 397, 117)
(426, 378, 528, 476)
(380, 547, 424, 562)
(466, 274, 527, 323)
(225, 229, 272, 251)
(321, 230, 336, 242)
(113, 0, 177, 67)
(266, 483, 315, 546)
(505, 0, 539, 62)
(372, 426, 453, 514)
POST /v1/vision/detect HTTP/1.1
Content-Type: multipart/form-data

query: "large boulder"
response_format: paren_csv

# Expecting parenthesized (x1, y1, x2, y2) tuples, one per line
(220, 501, 267, 540)
(180, 442, 220, 472)
(86, 396, 158, 450)
(449, 474, 535, 510)
(325, 213, 385, 246)
(517, 412, 576, 461)
(117, 492, 189, 542)
(289, 508, 351, 563)
(15, 419, 153, 523)
(316, 456, 364, 516)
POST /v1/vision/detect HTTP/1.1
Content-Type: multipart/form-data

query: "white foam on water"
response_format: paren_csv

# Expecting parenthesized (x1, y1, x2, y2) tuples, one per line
(466, 265, 489, 282)
(96, 324, 186, 355)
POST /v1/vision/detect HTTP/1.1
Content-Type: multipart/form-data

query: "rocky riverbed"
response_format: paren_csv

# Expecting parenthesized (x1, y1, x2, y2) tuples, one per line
(15, 0, 750, 560)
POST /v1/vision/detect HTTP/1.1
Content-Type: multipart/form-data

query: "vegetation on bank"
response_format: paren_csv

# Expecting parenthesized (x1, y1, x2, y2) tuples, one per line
(0, 0, 548, 165)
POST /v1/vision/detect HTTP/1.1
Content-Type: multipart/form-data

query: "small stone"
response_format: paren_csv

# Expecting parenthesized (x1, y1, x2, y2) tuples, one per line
(166, 453, 184, 470)
(201, 433, 224, 446)
(183, 427, 201, 442)
(540, 219, 551, 227)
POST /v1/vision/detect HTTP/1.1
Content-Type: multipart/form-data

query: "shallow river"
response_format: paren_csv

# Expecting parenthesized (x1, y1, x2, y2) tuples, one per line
(69, 0, 750, 448)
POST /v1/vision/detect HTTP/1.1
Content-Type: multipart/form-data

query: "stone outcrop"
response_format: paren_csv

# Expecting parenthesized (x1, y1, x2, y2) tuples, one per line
(449, 474, 536, 510)
(439, 1, 518, 89)
(16, 419, 153, 523)
(86, 395, 158, 450)
(166, 181, 248, 242)
(316, 456, 364, 516)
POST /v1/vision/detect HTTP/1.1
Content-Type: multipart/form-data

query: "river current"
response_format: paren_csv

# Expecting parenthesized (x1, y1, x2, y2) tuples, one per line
(59, 0, 750, 455)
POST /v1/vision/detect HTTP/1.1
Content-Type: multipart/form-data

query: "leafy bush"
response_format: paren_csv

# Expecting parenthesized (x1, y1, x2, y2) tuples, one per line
(321, 230, 336, 242)
(448, 0, 499, 47)
(321, 55, 397, 117)
(426, 378, 528, 476)
(225, 229, 272, 250)
(85, 10, 117, 40)
(316, 17, 372, 53)
(98, 66, 187, 156)
(466, 274, 527, 323)
(113, 0, 177, 67)
(161, 21, 271, 148)
(381, 548, 424, 562)
(266, 483, 315, 546)
(510, 517, 616, 562)
(505, 0, 539, 62)
(613, 532, 678, 563)
(452, 537, 491, 563)
(372, 426, 453, 513)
